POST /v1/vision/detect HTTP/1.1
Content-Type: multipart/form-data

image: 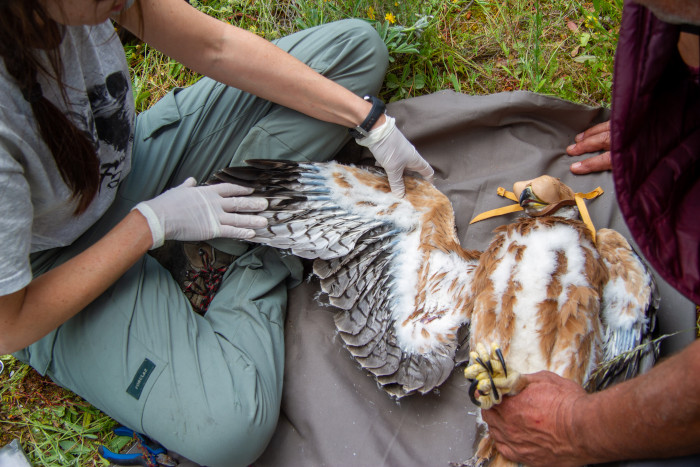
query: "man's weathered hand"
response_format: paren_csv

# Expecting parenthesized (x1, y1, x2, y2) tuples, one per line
(566, 121, 612, 174)
(481, 371, 589, 467)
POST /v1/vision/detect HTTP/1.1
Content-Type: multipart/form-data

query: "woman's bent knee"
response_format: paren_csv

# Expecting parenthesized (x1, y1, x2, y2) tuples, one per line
(334, 18, 389, 68)
(156, 397, 280, 467)
(191, 412, 279, 467)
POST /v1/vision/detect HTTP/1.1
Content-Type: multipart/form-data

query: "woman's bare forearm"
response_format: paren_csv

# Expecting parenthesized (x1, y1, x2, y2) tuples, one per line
(118, 0, 381, 130)
(0, 211, 152, 354)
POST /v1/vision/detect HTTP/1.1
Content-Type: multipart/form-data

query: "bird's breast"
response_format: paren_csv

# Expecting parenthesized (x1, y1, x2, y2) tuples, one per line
(470, 218, 604, 379)
(394, 242, 476, 355)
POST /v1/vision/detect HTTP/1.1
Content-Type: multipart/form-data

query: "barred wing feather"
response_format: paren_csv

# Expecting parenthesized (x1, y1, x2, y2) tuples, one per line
(584, 228, 659, 392)
(209, 160, 480, 397)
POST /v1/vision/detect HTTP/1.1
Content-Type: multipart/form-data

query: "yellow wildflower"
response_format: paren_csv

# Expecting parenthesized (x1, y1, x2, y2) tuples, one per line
(385, 12, 396, 24)
(368, 6, 376, 20)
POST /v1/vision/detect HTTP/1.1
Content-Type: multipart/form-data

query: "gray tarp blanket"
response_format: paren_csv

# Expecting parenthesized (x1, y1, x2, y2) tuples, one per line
(175, 91, 696, 467)
(255, 90, 696, 467)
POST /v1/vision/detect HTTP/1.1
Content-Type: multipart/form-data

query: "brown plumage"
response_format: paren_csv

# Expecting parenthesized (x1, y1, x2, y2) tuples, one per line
(209, 160, 480, 398)
(207, 164, 657, 442)
(463, 175, 657, 467)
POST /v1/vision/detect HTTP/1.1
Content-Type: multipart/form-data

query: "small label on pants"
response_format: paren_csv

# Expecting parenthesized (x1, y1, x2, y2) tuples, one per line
(126, 358, 156, 400)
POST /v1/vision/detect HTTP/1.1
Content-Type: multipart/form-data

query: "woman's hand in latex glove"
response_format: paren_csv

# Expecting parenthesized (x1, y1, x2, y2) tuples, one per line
(133, 178, 267, 249)
(355, 116, 434, 197)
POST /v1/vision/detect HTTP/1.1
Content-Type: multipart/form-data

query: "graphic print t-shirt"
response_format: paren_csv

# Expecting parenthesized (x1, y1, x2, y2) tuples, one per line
(0, 21, 135, 295)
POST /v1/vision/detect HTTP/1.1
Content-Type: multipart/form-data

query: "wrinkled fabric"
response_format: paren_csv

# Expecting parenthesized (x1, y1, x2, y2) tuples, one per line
(254, 90, 696, 467)
(611, 1, 700, 304)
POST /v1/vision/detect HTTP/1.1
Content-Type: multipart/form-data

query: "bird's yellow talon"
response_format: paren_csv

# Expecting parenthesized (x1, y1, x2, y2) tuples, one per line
(491, 358, 504, 374)
(466, 341, 522, 408)
(478, 395, 495, 410)
(476, 342, 490, 361)
(476, 378, 491, 393)
(463, 364, 483, 380)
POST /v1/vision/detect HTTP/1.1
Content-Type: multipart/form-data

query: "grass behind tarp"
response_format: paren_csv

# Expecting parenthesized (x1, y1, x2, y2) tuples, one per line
(127, 0, 623, 112)
(1, 0, 622, 465)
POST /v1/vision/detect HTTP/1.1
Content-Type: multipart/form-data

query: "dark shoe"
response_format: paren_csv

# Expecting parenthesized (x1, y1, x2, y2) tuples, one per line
(149, 241, 237, 315)
(181, 242, 236, 315)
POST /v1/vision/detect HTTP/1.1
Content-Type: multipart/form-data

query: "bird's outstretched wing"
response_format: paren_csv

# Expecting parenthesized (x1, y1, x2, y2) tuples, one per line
(584, 228, 659, 392)
(209, 160, 480, 397)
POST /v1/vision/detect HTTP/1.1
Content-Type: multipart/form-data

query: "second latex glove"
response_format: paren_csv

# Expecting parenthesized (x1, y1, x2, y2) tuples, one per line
(355, 115, 434, 197)
(133, 178, 268, 249)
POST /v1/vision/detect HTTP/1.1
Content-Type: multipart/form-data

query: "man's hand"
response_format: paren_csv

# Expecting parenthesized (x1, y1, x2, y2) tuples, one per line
(481, 371, 589, 467)
(355, 116, 434, 197)
(566, 121, 612, 174)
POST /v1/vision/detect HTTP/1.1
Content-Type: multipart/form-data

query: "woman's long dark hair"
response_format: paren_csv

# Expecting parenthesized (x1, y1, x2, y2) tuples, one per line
(0, 1, 139, 215)
(0, 0, 100, 214)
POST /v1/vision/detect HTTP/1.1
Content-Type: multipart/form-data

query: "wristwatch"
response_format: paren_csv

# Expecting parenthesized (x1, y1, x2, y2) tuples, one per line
(349, 95, 386, 139)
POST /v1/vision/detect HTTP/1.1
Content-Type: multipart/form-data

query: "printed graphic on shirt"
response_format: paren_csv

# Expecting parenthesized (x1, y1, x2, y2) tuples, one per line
(83, 70, 133, 192)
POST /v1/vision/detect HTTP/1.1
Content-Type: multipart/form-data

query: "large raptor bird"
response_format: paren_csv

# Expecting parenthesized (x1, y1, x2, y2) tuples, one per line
(461, 175, 658, 466)
(208, 162, 657, 415)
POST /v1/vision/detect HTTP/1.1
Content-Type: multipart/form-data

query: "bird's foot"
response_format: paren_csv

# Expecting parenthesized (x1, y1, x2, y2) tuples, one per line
(464, 342, 520, 409)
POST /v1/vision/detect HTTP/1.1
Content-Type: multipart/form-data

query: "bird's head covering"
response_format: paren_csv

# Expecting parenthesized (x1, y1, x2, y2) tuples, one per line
(513, 175, 576, 217)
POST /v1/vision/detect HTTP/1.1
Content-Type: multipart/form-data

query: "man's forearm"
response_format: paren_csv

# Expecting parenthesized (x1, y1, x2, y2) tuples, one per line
(574, 340, 700, 463)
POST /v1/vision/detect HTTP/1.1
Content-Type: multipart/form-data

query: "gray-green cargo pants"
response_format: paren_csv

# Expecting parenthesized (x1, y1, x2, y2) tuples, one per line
(15, 19, 388, 467)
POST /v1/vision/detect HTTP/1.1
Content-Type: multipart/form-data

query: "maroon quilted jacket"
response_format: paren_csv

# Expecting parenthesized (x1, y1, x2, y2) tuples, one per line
(611, 1, 700, 304)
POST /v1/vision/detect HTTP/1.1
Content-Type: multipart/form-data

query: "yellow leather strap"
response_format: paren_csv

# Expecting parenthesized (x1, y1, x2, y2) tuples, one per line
(469, 188, 523, 224)
(574, 187, 604, 243)
(470, 186, 604, 243)
(577, 187, 604, 200)
(470, 203, 523, 224)
(497, 187, 519, 202)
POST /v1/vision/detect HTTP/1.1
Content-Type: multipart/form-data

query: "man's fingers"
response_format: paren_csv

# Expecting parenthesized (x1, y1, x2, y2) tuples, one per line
(565, 120, 612, 174)
(567, 131, 611, 156)
(575, 120, 610, 140)
(570, 152, 612, 174)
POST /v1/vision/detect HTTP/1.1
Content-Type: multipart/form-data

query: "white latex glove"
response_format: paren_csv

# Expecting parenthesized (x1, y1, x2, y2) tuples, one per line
(132, 178, 268, 249)
(355, 115, 434, 197)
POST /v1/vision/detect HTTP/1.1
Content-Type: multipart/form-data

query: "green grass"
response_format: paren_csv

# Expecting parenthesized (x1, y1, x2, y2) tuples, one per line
(0, 355, 129, 466)
(126, 0, 623, 111)
(1, 0, 623, 464)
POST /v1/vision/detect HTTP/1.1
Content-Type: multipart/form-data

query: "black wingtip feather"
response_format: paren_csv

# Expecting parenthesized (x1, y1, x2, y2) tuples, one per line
(244, 159, 301, 170)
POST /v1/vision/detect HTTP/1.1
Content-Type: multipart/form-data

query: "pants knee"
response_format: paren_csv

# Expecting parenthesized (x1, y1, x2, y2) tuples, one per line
(179, 401, 280, 467)
(334, 18, 389, 88)
(304, 19, 388, 96)
(338, 18, 389, 62)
